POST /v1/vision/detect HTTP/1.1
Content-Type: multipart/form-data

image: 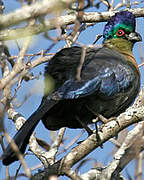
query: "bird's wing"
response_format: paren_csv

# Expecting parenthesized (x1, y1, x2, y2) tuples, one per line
(50, 47, 135, 100)
(45, 46, 102, 91)
(51, 78, 101, 99)
(51, 68, 120, 99)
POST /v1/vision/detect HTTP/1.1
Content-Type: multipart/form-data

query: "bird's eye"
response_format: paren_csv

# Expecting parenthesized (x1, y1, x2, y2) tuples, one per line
(116, 29, 125, 37)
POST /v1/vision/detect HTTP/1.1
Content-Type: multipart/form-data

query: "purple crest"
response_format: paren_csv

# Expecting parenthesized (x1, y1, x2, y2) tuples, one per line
(103, 11, 136, 40)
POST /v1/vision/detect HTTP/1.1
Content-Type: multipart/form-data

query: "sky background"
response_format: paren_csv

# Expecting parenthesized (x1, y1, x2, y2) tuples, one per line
(0, 0, 144, 179)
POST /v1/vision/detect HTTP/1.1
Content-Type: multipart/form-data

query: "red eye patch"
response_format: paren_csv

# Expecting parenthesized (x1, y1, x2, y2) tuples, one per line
(116, 29, 125, 37)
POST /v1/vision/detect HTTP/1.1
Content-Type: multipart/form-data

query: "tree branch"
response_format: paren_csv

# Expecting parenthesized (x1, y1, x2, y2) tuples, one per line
(31, 88, 144, 179)
(0, 8, 144, 41)
(0, 0, 76, 29)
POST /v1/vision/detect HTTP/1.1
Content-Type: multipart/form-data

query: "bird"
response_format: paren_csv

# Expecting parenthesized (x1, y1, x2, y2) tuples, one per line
(2, 11, 142, 165)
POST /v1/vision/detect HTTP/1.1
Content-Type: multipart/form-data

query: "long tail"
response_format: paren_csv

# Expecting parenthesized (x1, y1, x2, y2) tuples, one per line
(2, 99, 57, 165)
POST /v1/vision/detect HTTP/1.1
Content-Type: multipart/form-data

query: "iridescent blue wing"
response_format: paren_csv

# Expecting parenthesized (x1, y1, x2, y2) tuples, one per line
(49, 47, 135, 100)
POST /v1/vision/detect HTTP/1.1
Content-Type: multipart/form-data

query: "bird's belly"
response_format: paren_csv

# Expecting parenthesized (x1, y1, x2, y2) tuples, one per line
(87, 86, 137, 118)
(42, 85, 139, 130)
(42, 98, 95, 130)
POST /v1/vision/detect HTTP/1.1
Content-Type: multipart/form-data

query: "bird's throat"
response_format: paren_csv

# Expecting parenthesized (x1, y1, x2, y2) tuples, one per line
(104, 38, 133, 52)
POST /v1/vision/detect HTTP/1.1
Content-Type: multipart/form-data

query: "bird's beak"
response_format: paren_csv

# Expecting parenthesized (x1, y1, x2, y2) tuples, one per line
(126, 32, 142, 42)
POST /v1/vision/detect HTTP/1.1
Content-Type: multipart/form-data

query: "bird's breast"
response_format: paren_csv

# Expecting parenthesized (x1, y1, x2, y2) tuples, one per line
(122, 52, 140, 75)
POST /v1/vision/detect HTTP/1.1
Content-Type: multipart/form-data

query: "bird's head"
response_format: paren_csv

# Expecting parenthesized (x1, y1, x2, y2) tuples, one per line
(103, 11, 142, 44)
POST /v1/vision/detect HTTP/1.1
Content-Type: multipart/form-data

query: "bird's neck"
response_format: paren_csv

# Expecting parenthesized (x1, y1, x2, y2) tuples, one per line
(103, 38, 133, 53)
(104, 38, 140, 74)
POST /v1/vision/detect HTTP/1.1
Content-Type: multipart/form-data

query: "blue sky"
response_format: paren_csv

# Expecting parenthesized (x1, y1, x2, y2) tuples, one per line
(0, 0, 144, 179)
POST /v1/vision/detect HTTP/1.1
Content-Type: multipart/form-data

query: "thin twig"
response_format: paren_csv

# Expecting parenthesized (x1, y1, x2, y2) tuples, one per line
(4, 131, 31, 178)
(76, 47, 86, 81)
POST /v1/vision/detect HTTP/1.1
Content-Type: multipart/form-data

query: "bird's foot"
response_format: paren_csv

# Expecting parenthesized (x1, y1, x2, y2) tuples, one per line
(93, 115, 117, 132)
(92, 119, 103, 148)
(92, 115, 116, 148)
(95, 114, 110, 124)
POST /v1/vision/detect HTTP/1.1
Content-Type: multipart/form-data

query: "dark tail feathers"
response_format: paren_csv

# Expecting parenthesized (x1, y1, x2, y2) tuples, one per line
(2, 99, 57, 165)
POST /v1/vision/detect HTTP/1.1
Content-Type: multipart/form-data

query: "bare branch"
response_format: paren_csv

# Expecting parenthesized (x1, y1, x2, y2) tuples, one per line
(105, 121, 144, 179)
(0, 0, 76, 29)
(4, 130, 31, 178)
(76, 47, 86, 80)
(0, 8, 144, 41)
